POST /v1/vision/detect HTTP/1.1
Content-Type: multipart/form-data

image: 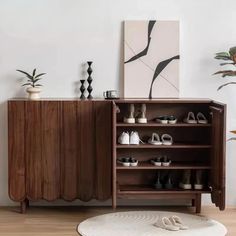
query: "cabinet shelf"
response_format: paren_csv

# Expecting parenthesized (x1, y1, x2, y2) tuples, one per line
(118, 185, 211, 195)
(116, 122, 212, 127)
(116, 162, 211, 170)
(116, 144, 212, 149)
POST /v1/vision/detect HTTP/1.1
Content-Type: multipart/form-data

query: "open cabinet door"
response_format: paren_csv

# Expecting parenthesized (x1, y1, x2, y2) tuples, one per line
(210, 102, 226, 210)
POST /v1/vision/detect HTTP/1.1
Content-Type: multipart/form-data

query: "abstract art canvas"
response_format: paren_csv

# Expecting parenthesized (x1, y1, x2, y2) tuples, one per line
(124, 20, 179, 98)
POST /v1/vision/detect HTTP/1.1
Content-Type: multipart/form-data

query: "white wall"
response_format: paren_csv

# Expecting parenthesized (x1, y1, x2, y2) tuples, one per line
(0, 0, 236, 206)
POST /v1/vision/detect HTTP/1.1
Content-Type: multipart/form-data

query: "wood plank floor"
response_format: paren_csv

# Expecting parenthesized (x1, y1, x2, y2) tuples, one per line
(0, 206, 234, 235)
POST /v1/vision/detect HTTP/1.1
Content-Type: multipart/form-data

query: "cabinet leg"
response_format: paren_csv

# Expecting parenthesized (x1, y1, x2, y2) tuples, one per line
(192, 199, 196, 207)
(20, 200, 27, 214)
(195, 194, 201, 214)
(112, 195, 117, 210)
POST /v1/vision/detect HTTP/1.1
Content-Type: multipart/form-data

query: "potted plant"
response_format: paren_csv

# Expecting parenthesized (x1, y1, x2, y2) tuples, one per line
(213, 46, 236, 90)
(17, 68, 46, 100)
(214, 46, 236, 138)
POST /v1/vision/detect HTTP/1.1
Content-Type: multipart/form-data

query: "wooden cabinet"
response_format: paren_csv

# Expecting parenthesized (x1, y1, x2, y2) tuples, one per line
(8, 98, 225, 213)
(8, 100, 112, 212)
(112, 99, 226, 213)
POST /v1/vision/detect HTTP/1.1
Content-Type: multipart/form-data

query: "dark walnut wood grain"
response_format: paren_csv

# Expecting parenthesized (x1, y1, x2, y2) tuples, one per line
(8, 101, 26, 202)
(41, 101, 61, 201)
(8, 100, 112, 211)
(25, 101, 43, 200)
(61, 101, 79, 201)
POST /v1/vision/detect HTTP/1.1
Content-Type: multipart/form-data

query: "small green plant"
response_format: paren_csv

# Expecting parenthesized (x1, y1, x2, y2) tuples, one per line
(17, 68, 46, 87)
(213, 46, 236, 90)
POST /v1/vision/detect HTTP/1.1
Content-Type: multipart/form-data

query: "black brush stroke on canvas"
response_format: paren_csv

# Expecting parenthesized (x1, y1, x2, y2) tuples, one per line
(149, 55, 180, 99)
(125, 20, 156, 64)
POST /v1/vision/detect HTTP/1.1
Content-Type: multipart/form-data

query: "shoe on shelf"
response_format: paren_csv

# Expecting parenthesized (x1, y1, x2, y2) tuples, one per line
(169, 216, 188, 230)
(154, 171, 163, 189)
(184, 112, 197, 124)
(124, 104, 135, 123)
(155, 115, 169, 124)
(117, 157, 131, 167)
(136, 104, 147, 124)
(161, 134, 173, 145)
(179, 170, 192, 190)
(118, 132, 129, 145)
(196, 112, 208, 124)
(164, 173, 174, 189)
(117, 157, 138, 167)
(130, 157, 138, 167)
(151, 157, 162, 166)
(155, 115, 177, 124)
(161, 156, 171, 166)
(154, 217, 180, 231)
(194, 170, 204, 190)
(130, 131, 144, 145)
(168, 115, 177, 124)
(148, 133, 162, 145)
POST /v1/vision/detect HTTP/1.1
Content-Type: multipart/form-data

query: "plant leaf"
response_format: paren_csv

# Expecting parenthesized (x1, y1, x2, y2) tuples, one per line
(213, 70, 236, 77)
(32, 68, 36, 77)
(149, 55, 180, 98)
(217, 82, 236, 90)
(34, 73, 46, 79)
(229, 47, 236, 56)
(16, 69, 32, 79)
(32, 78, 41, 83)
(21, 83, 32, 87)
(216, 52, 230, 57)
(228, 137, 236, 141)
(220, 62, 236, 66)
(35, 84, 43, 87)
(214, 56, 232, 61)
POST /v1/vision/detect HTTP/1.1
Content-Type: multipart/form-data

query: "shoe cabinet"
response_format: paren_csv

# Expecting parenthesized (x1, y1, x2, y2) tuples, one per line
(112, 99, 226, 213)
(8, 99, 112, 213)
(8, 98, 225, 213)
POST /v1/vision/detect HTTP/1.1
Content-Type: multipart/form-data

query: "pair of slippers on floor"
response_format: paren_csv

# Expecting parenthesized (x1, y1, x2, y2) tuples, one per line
(154, 215, 188, 231)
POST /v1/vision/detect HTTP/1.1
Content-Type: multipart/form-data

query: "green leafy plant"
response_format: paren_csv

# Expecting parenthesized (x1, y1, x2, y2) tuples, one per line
(213, 47, 236, 90)
(17, 68, 46, 87)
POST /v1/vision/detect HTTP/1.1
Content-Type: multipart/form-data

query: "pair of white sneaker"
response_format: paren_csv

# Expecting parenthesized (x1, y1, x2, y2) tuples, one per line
(154, 215, 188, 231)
(118, 131, 143, 145)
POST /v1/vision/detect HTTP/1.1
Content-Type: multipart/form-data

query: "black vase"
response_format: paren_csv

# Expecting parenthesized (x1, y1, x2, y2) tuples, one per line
(87, 61, 93, 99)
(80, 80, 86, 99)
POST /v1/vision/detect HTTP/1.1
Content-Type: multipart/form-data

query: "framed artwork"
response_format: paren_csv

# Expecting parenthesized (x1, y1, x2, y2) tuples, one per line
(124, 20, 180, 98)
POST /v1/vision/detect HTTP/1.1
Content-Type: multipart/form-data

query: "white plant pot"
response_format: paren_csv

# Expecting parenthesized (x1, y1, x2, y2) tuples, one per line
(26, 87, 42, 100)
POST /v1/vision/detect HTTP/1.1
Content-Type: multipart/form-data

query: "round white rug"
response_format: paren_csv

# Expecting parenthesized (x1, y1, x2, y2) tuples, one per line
(77, 211, 227, 236)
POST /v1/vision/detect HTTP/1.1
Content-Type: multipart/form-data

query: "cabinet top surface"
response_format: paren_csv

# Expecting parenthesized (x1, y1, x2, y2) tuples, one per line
(8, 97, 214, 103)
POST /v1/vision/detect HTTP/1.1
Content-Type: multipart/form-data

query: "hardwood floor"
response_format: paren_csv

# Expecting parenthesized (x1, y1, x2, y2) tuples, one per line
(0, 206, 234, 235)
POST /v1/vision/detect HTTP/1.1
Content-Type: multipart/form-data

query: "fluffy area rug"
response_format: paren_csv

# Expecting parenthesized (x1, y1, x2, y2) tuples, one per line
(77, 211, 227, 236)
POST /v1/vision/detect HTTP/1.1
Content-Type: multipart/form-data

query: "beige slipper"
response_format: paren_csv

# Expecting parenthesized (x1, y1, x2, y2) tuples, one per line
(169, 215, 189, 230)
(154, 217, 179, 231)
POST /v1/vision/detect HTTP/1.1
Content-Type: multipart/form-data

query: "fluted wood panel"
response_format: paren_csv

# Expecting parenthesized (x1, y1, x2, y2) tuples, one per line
(41, 101, 61, 200)
(61, 101, 79, 200)
(8, 101, 26, 201)
(94, 101, 112, 200)
(77, 101, 95, 201)
(25, 101, 43, 200)
(9, 100, 112, 204)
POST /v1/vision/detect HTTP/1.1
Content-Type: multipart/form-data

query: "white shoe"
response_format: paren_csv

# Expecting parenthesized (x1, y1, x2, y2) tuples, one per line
(118, 132, 129, 145)
(130, 131, 142, 145)
(184, 112, 197, 124)
(148, 133, 162, 145)
(154, 217, 179, 231)
(197, 112, 208, 124)
(179, 182, 192, 190)
(161, 134, 173, 145)
(169, 216, 188, 230)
